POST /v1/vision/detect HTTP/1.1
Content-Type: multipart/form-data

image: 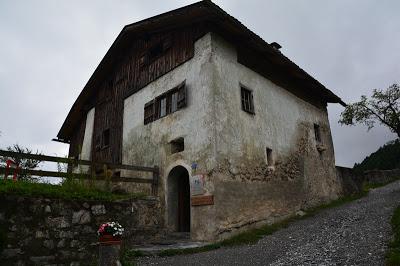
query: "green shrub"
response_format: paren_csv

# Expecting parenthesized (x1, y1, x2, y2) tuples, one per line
(387, 206, 400, 265)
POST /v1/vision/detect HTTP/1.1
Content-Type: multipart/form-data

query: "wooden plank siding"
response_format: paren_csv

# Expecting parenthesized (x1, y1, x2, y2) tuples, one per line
(68, 24, 206, 165)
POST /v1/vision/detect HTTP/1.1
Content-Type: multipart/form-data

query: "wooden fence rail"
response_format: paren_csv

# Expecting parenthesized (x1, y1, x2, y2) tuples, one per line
(0, 150, 159, 195)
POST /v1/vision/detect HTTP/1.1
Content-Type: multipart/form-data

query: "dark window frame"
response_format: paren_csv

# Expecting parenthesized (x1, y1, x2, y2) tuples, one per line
(101, 128, 110, 149)
(139, 37, 172, 70)
(170, 137, 185, 154)
(266, 148, 274, 166)
(143, 81, 187, 125)
(314, 124, 321, 143)
(240, 86, 255, 114)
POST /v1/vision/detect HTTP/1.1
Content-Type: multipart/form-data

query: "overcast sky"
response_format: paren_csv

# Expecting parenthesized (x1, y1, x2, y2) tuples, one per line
(0, 0, 398, 168)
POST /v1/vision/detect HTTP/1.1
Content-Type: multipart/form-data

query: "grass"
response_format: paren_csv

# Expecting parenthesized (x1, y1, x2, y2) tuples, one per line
(387, 206, 400, 265)
(158, 243, 221, 257)
(0, 179, 145, 201)
(121, 249, 145, 266)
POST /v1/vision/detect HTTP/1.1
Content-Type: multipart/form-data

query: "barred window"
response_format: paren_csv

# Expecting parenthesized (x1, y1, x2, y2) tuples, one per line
(241, 86, 255, 114)
(314, 124, 321, 143)
(144, 101, 154, 125)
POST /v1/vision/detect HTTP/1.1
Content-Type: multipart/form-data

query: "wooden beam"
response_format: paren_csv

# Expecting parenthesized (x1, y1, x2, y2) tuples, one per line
(0, 167, 153, 184)
(0, 150, 157, 172)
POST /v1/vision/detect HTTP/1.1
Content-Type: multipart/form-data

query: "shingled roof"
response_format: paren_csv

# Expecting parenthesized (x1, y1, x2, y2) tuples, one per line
(56, 0, 344, 142)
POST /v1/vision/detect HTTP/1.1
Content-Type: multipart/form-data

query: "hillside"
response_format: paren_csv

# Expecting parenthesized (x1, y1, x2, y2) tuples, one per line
(353, 139, 400, 173)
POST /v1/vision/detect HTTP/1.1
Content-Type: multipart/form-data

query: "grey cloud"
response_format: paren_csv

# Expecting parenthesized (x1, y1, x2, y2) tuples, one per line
(0, 0, 398, 167)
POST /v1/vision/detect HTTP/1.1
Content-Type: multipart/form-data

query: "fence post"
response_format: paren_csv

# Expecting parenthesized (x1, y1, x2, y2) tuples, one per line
(151, 166, 159, 196)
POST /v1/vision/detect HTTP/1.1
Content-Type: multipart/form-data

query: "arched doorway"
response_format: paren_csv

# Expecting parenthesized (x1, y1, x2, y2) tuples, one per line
(167, 166, 190, 232)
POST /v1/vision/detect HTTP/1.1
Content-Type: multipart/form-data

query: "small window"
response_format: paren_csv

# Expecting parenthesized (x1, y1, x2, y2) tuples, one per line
(171, 91, 178, 112)
(177, 83, 186, 109)
(144, 101, 154, 125)
(102, 129, 110, 148)
(159, 97, 167, 117)
(314, 124, 321, 143)
(266, 148, 274, 166)
(95, 135, 101, 151)
(241, 86, 255, 114)
(139, 53, 148, 69)
(149, 42, 163, 60)
(170, 138, 184, 154)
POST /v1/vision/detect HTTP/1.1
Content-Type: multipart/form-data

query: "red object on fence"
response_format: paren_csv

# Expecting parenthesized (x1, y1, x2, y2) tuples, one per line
(4, 160, 20, 181)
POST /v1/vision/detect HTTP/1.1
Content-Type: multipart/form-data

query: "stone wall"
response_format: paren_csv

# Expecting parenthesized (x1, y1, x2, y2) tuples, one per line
(0, 195, 164, 265)
(335, 166, 363, 195)
(335, 167, 400, 195)
(364, 169, 400, 185)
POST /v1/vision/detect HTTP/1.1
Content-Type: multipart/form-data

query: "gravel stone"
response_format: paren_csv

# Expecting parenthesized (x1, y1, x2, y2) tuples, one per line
(138, 181, 400, 266)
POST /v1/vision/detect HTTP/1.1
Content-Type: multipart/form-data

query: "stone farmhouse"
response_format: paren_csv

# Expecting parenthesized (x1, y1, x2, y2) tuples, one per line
(56, 1, 345, 241)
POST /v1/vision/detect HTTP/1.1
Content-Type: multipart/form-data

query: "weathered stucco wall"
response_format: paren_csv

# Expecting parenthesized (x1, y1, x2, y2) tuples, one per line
(122, 33, 217, 240)
(209, 33, 342, 239)
(120, 32, 342, 241)
(0, 194, 164, 265)
(80, 107, 95, 161)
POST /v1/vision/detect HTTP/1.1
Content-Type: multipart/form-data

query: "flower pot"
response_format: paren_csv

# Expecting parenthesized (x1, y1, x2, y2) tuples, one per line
(99, 234, 122, 245)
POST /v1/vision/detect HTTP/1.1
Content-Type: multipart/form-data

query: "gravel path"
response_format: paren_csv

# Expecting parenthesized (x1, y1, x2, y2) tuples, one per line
(137, 181, 400, 266)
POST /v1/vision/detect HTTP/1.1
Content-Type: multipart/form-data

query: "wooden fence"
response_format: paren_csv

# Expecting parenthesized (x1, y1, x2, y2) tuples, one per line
(0, 150, 159, 195)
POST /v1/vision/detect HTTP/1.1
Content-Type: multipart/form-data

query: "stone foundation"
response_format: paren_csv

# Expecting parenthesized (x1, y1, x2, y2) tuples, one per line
(0, 195, 164, 265)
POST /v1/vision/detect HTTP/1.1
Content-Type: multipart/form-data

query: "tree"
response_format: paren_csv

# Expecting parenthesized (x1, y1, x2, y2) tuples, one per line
(353, 139, 400, 173)
(0, 144, 42, 180)
(339, 83, 400, 138)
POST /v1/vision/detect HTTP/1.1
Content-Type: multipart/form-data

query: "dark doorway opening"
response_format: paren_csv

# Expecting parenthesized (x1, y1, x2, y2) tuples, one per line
(167, 166, 190, 232)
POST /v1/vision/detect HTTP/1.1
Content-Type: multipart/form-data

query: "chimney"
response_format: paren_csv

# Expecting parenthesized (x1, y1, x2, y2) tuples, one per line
(270, 42, 282, 51)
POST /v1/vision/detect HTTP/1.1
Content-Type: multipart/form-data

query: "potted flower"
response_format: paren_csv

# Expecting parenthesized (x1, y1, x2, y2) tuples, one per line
(97, 222, 124, 244)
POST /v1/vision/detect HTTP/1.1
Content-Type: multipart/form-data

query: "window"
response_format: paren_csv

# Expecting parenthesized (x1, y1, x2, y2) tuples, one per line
(95, 135, 101, 151)
(171, 91, 178, 112)
(170, 137, 184, 154)
(139, 53, 148, 69)
(139, 38, 171, 69)
(241, 86, 255, 114)
(149, 42, 163, 60)
(159, 97, 167, 117)
(314, 124, 321, 143)
(266, 148, 274, 166)
(143, 81, 187, 124)
(144, 101, 154, 125)
(102, 129, 110, 148)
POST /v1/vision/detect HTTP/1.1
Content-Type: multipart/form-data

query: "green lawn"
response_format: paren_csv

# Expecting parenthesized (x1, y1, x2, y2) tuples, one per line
(387, 205, 400, 266)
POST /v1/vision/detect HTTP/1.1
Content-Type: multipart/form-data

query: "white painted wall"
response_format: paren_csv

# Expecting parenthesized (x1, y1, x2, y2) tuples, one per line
(80, 107, 95, 161)
(120, 32, 340, 240)
(122, 33, 216, 173)
(210, 33, 335, 165)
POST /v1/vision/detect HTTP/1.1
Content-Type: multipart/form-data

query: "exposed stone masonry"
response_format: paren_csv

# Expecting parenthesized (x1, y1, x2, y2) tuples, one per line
(0, 195, 164, 265)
